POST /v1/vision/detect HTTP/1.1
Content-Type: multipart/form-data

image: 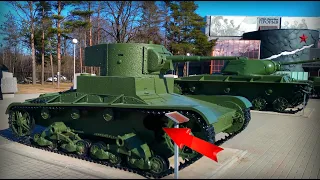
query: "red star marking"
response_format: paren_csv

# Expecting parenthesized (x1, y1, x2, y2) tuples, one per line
(300, 34, 308, 43)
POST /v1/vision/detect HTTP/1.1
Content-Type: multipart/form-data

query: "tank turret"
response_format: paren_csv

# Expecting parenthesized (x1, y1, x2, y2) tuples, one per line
(84, 42, 247, 77)
(85, 42, 320, 77)
(220, 58, 320, 76)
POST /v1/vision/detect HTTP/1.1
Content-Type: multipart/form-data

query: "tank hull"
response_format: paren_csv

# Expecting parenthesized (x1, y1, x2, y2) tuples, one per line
(174, 74, 313, 113)
(5, 89, 251, 177)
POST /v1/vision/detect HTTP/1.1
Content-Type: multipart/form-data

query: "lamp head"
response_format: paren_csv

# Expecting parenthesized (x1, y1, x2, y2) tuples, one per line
(72, 39, 78, 44)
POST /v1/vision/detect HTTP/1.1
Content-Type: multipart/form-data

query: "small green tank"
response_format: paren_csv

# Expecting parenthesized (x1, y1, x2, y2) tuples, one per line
(174, 57, 320, 113)
(5, 42, 252, 178)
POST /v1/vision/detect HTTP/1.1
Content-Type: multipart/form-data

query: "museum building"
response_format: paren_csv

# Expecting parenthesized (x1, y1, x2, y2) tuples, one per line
(176, 16, 320, 77)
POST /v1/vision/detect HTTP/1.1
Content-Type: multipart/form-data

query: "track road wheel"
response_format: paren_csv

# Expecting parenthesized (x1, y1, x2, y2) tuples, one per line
(9, 110, 35, 137)
(48, 140, 58, 150)
(252, 97, 267, 111)
(163, 113, 207, 160)
(76, 140, 89, 156)
(109, 153, 122, 165)
(273, 97, 289, 112)
(150, 155, 170, 175)
(83, 139, 92, 147)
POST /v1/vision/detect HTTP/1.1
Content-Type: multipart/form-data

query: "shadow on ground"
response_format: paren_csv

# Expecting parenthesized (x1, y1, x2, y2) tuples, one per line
(0, 125, 46, 143)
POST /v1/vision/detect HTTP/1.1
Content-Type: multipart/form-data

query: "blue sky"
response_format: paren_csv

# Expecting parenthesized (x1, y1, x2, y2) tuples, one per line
(194, 1, 320, 17)
(1, 1, 319, 54)
(1, 1, 320, 23)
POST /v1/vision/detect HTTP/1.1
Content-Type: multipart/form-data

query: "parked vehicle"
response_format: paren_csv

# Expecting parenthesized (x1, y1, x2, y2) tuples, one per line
(46, 75, 67, 82)
(6, 42, 252, 178)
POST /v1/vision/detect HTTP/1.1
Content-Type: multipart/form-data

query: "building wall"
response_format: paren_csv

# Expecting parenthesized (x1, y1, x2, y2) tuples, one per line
(204, 15, 320, 74)
(210, 40, 261, 73)
(206, 15, 320, 38)
(242, 29, 319, 72)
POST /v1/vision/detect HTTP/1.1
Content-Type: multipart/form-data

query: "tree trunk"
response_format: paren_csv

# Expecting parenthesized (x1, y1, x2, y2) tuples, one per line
(57, 1, 61, 88)
(49, 41, 54, 85)
(64, 36, 67, 56)
(97, 2, 101, 75)
(88, 2, 93, 74)
(84, 31, 87, 73)
(31, 28, 36, 85)
(97, 2, 101, 44)
(30, 1, 36, 85)
(79, 40, 82, 73)
(41, 7, 45, 85)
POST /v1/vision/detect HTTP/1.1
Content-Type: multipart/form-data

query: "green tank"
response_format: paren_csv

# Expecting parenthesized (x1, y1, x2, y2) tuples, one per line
(308, 76, 320, 98)
(174, 57, 320, 113)
(5, 42, 252, 178)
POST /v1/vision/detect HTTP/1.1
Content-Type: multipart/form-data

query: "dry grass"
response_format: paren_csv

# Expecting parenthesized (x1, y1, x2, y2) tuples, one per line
(17, 82, 73, 94)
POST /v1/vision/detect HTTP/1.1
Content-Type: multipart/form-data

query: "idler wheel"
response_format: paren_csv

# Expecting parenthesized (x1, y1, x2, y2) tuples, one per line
(252, 97, 267, 111)
(9, 110, 35, 137)
(76, 140, 90, 156)
(150, 155, 169, 174)
(272, 97, 289, 112)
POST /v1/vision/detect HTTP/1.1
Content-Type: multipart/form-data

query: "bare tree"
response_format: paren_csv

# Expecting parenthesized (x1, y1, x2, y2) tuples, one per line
(0, 12, 21, 73)
(9, 1, 38, 84)
(102, 1, 142, 43)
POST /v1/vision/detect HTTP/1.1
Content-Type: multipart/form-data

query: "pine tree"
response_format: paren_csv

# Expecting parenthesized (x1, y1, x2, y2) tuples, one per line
(167, 1, 215, 56)
(35, 1, 53, 85)
(166, 2, 216, 76)
(8, 1, 38, 84)
(51, 1, 70, 88)
(64, 1, 94, 73)
(134, 1, 163, 44)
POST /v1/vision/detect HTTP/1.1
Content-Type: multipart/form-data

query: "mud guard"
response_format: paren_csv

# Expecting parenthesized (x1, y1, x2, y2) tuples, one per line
(184, 95, 252, 111)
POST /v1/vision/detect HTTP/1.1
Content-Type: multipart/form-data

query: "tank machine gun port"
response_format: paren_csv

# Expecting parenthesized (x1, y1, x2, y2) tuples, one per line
(173, 57, 320, 114)
(5, 42, 253, 178)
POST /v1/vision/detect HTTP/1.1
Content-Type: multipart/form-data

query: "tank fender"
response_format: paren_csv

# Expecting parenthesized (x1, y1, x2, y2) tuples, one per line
(185, 95, 252, 110)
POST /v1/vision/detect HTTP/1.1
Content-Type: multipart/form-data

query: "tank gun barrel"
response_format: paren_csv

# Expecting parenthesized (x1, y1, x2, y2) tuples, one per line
(280, 58, 320, 65)
(166, 56, 248, 63)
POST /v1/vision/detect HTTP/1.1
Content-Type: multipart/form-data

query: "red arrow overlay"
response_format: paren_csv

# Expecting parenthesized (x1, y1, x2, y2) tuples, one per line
(163, 127, 224, 162)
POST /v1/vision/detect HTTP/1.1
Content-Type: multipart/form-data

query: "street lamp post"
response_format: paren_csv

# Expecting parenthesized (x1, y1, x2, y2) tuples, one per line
(186, 53, 190, 77)
(72, 39, 78, 88)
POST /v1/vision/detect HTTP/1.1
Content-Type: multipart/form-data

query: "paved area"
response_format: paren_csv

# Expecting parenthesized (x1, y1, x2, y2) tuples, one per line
(0, 142, 100, 179)
(0, 137, 140, 179)
(214, 99, 320, 179)
(0, 94, 320, 179)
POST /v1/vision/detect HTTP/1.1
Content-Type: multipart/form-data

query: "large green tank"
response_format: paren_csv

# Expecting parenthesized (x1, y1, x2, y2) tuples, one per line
(174, 57, 320, 113)
(5, 42, 252, 178)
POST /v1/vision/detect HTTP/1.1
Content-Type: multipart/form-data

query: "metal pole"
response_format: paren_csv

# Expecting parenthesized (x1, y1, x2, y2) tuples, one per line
(303, 93, 306, 115)
(73, 43, 76, 84)
(57, 71, 60, 88)
(187, 62, 189, 77)
(174, 122, 179, 179)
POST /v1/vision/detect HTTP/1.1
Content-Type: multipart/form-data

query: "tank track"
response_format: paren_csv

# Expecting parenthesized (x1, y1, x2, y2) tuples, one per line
(174, 83, 310, 115)
(3, 106, 251, 179)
